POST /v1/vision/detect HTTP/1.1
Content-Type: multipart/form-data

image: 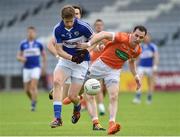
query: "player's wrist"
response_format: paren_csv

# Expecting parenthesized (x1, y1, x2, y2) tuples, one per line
(56, 55, 60, 59)
(153, 65, 158, 71)
(135, 74, 140, 80)
(87, 41, 92, 47)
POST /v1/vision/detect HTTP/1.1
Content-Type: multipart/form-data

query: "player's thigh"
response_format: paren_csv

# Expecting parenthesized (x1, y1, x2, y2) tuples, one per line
(68, 77, 84, 97)
(30, 79, 39, 90)
(23, 68, 31, 83)
(53, 64, 71, 85)
(71, 61, 89, 80)
(104, 68, 120, 87)
(89, 59, 109, 79)
(106, 83, 119, 100)
(31, 67, 41, 80)
(62, 83, 70, 99)
(24, 81, 31, 92)
(137, 66, 145, 77)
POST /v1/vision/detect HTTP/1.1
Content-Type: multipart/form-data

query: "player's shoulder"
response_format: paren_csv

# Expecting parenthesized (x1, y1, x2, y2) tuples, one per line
(149, 42, 158, 51)
(115, 32, 129, 41)
(34, 39, 43, 46)
(53, 22, 63, 32)
(20, 39, 28, 46)
(76, 19, 91, 29)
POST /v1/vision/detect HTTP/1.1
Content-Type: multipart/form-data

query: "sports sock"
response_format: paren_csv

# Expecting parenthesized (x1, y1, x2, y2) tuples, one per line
(135, 89, 141, 99)
(147, 92, 152, 101)
(98, 103, 105, 113)
(53, 101, 62, 119)
(73, 103, 81, 112)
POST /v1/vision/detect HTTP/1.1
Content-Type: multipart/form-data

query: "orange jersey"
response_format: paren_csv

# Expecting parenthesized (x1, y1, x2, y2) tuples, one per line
(100, 32, 142, 69)
(90, 39, 109, 62)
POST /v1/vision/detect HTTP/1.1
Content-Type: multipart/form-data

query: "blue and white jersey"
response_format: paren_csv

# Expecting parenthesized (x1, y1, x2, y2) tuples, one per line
(20, 39, 44, 68)
(53, 18, 93, 61)
(138, 43, 158, 67)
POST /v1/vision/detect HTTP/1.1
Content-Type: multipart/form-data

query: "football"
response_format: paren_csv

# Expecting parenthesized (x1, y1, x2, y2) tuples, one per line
(84, 78, 101, 95)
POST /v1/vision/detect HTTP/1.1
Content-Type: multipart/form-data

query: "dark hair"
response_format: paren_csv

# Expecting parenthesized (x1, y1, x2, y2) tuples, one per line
(27, 26, 36, 30)
(27, 26, 36, 31)
(61, 5, 75, 19)
(94, 19, 103, 23)
(133, 25, 147, 35)
(72, 5, 82, 15)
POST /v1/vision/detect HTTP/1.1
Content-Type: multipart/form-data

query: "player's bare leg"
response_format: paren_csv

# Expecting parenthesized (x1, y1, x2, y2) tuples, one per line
(24, 82, 32, 100)
(107, 84, 121, 134)
(29, 79, 38, 111)
(50, 68, 67, 128)
(96, 80, 105, 115)
(62, 84, 70, 99)
(85, 94, 105, 130)
(68, 81, 83, 124)
(147, 74, 155, 104)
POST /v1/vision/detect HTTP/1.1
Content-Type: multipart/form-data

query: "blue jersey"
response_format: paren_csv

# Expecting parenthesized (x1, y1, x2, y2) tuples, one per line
(138, 43, 158, 67)
(20, 40, 44, 68)
(53, 18, 93, 61)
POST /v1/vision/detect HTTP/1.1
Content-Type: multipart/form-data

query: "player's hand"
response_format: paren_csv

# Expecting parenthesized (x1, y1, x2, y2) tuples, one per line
(76, 49, 89, 59)
(97, 43, 105, 51)
(135, 74, 141, 90)
(76, 42, 90, 49)
(71, 54, 84, 64)
(41, 67, 46, 76)
(21, 57, 27, 63)
(152, 65, 158, 72)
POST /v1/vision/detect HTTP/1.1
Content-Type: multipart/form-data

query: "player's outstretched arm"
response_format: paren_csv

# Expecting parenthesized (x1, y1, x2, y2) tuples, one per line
(41, 50, 47, 76)
(128, 58, 141, 90)
(55, 43, 72, 60)
(47, 37, 59, 57)
(77, 31, 114, 49)
(153, 51, 159, 72)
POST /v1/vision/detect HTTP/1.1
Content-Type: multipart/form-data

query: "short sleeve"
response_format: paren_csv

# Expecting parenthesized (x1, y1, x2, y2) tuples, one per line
(39, 42, 44, 52)
(53, 25, 62, 44)
(114, 32, 123, 43)
(151, 43, 158, 52)
(20, 42, 24, 51)
(81, 22, 94, 39)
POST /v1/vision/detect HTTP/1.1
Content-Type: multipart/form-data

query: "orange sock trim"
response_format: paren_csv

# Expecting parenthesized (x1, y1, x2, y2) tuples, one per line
(93, 119, 99, 125)
(109, 121, 115, 127)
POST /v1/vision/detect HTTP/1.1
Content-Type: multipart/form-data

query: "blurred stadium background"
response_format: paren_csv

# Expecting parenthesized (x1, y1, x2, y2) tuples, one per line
(0, 0, 180, 136)
(0, 0, 180, 90)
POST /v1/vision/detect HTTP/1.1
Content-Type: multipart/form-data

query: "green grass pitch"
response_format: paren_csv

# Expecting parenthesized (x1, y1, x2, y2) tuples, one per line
(0, 91, 180, 136)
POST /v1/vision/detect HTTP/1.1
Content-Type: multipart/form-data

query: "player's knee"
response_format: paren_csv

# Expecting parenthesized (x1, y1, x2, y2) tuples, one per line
(109, 92, 118, 102)
(53, 78, 63, 87)
(68, 94, 77, 102)
(86, 94, 94, 101)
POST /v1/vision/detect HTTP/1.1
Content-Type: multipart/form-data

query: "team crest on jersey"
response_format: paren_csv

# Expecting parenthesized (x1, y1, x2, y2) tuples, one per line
(74, 31, 79, 36)
(61, 34, 66, 37)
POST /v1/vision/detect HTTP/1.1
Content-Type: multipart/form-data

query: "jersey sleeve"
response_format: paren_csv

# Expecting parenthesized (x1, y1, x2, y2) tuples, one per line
(151, 43, 158, 52)
(53, 25, 62, 44)
(114, 32, 123, 43)
(81, 22, 94, 39)
(39, 42, 44, 52)
(19, 42, 24, 51)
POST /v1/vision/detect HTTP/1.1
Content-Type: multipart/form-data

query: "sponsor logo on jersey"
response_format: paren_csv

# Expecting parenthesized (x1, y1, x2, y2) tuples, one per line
(115, 49, 129, 61)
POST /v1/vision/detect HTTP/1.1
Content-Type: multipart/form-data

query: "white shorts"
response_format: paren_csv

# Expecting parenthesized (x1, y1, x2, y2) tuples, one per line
(23, 67, 41, 83)
(138, 66, 153, 77)
(88, 59, 121, 87)
(54, 58, 89, 82)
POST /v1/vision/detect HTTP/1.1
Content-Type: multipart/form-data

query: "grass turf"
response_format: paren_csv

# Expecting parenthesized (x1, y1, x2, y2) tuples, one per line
(0, 91, 180, 136)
